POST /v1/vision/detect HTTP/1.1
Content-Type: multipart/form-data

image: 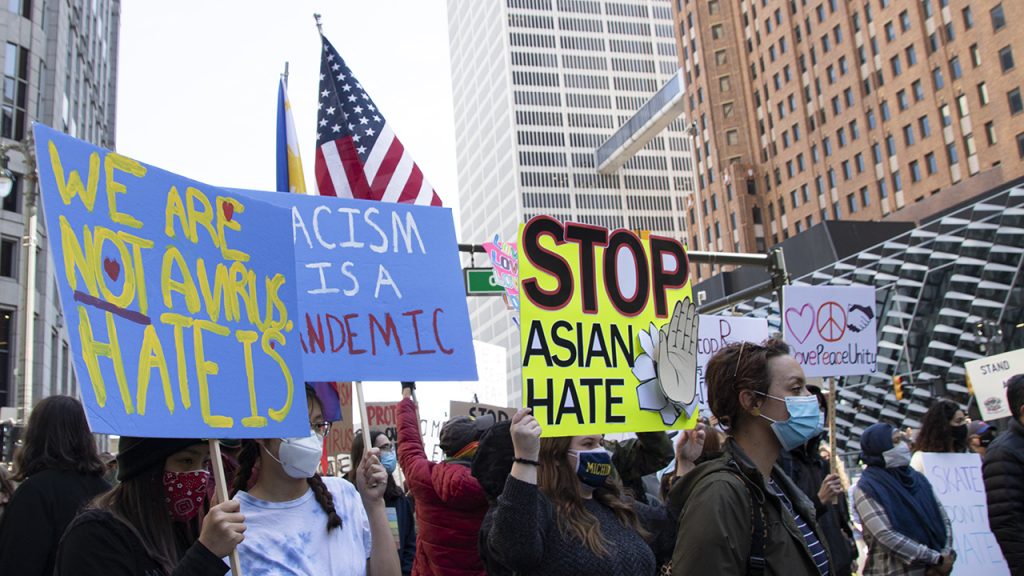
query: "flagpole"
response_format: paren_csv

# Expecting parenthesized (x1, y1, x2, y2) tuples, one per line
(313, 13, 323, 35)
(282, 61, 289, 87)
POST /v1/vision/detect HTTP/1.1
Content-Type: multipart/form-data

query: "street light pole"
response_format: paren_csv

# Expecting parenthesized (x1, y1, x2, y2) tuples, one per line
(0, 135, 38, 423)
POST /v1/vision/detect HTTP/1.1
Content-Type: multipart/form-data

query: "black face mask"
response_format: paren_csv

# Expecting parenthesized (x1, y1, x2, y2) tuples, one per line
(952, 424, 968, 443)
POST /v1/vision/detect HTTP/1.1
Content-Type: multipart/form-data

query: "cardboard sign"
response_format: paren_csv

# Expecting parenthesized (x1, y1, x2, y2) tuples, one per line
(34, 124, 307, 438)
(696, 315, 770, 417)
(232, 190, 478, 382)
(482, 234, 519, 322)
(918, 453, 1010, 576)
(782, 285, 877, 377)
(365, 400, 446, 460)
(518, 217, 697, 437)
(450, 400, 513, 422)
(965, 348, 1022, 420)
(324, 381, 355, 455)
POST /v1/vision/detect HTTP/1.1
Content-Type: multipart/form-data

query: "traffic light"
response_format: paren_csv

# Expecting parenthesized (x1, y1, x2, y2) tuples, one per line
(893, 375, 904, 401)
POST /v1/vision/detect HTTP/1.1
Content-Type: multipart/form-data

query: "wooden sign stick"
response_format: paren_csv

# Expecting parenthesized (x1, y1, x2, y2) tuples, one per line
(209, 439, 243, 575)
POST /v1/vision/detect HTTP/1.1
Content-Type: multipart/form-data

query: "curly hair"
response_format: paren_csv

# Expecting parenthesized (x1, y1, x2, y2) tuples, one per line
(13, 395, 104, 481)
(230, 386, 341, 531)
(913, 399, 965, 453)
(537, 436, 648, 557)
(705, 338, 792, 432)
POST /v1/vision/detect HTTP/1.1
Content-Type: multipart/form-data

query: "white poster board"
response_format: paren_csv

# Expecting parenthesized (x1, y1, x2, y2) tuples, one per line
(782, 285, 877, 377)
(919, 453, 1010, 576)
(696, 315, 770, 417)
(965, 348, 1023, 421)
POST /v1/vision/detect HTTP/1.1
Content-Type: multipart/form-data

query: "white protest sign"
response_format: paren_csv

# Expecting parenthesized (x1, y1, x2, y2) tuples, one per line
(965, 348, 1023, 421)
(919, 453, 1010, 576)
(782, 285, 877, 377)
(696, 315, 770, 417)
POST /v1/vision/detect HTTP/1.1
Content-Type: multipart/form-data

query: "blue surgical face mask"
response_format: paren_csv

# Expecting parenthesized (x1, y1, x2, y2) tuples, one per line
(757, 393, 824, 452)
(380, 450, 397, 474)
(569, 448, 613, 488)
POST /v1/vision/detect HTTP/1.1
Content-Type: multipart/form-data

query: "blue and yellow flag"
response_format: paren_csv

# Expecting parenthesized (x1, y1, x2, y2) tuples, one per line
(276, 76, 307, 193)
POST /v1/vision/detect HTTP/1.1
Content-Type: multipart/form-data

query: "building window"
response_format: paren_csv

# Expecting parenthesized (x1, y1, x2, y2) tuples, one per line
(708, 0, 720, 15)
(719, 76, 731, 92)
(878, 178, 889, 200)
(947, 142, 959, 164)
(970, 44, 981, 67)
(941, 104, 952, 126)
(1017, 132, 1024, 158)
(722, 101, 735, 118)
(991, 4, 1006, 31)
(891, 55, 902, 76)
(897, 90, 909, 110)
(860, 187, 871, 207)
(893, 170, 903, 192)
(1000, 46, 1015, 72)
(1009, 88, 1023, 115)
(985, 121, 997, 145)
(881, 101, 891, 121)
(912, 80, 925, 102)
(949, 56, 962, 80)
(926, 152, 938, 174)
(932, 67, 944, 90)
(962, 7, 974, 29)
(847, 193, 858, 214)
(712, 24, 724, 40)
(0, 237, 16, 278)
(957, 94, 970, 118)
(910, 160, 922, 182)
(900, 10, 912, 32)
(886, 135, 897, 156)
(867, 109, 877, 129)
(903, 124, 915, 146)
(0, 310, 11, 406)
(2, 43, 28, 140)
(715, 50, 727, 66)
(919, 115, 932, 137)
(6, 0, 30, 19)
(726, 129, 739, 145)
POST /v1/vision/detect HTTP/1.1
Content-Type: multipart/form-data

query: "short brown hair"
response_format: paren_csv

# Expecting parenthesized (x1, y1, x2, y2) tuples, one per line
(706, 338, 791, 432)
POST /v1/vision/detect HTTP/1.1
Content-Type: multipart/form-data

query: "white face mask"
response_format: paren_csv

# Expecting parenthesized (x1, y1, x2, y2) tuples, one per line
(883, 442, 912, 469)
(264, 431, 323, 479)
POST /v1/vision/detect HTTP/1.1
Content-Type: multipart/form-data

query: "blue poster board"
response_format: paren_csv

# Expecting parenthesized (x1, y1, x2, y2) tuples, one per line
(231, 189, 478, 382)
(34, 124, 308, 438)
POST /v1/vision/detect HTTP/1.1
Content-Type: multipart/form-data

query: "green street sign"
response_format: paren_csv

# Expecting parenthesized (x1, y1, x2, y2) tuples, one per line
(464, 267, 505, 296)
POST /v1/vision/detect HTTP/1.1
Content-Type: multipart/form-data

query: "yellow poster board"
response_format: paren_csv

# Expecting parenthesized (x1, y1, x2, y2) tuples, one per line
(518, 217, 699, 437)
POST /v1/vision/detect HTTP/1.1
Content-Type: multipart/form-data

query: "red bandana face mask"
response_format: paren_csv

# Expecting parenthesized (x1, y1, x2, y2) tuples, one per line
(163, 469, 211, 523)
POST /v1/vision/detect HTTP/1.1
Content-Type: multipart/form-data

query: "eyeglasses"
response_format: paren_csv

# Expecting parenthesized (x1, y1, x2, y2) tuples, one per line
(311, 421, 332, 436)
(377, 441, 394, 452)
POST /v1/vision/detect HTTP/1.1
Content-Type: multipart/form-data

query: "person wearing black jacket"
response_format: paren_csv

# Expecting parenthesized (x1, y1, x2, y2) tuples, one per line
(55, 437, 245, 576)
(779, 437, 858, 575)
(0, 395, 110, 576)
(983, 373, 1024, 576)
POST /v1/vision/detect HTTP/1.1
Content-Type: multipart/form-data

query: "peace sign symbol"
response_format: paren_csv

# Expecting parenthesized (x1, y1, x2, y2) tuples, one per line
(816, 301, 847, 342)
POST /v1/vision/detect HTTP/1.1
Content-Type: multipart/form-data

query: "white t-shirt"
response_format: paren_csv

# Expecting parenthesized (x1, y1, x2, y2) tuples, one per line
(231, 477, 372, 576)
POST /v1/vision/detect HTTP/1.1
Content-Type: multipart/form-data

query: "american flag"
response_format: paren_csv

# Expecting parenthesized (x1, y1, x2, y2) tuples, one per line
(314, 35, 442, 206)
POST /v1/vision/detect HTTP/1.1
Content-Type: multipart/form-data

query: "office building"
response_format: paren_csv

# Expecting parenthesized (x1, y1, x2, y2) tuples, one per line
(674, 0, 1024, 278)
(0, 0, 120, 417)
(448, 0, 696, 402)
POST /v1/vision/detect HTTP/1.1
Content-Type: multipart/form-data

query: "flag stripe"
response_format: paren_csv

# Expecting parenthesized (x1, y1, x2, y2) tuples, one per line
(383, 151, 418, 203)
(363, 125, 396, 186)
(395, 163, 425, 204)
(335, 139, 373, 199)
(373, 140, 409, 202)
(316, 144, 342, 198)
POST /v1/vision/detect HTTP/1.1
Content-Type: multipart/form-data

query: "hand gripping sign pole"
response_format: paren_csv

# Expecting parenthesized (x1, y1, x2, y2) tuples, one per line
(209, 440, 243, 575)
(827, 377, 839, 505)
(355, 381, 372, 458)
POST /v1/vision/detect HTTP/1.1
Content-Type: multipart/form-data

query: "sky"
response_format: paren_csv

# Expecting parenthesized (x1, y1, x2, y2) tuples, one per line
(116, 1, 462, 230)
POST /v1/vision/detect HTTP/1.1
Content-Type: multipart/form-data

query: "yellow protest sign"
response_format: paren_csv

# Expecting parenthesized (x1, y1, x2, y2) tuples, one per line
(518, 216, 699, 437)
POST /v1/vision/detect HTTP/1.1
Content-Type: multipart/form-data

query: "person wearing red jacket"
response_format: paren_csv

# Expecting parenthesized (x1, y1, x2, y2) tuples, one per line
(397, 383, 494, 576)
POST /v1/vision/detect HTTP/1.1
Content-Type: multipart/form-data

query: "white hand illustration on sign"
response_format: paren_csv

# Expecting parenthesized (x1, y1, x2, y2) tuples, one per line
(633, 298, 700, 425)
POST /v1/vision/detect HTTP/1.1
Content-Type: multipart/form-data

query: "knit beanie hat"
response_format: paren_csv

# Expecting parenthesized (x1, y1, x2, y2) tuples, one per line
(117, 437, 204, 481)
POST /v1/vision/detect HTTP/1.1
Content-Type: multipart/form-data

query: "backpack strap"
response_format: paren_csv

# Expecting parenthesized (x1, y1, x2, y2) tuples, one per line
(726, 466, 767, 576)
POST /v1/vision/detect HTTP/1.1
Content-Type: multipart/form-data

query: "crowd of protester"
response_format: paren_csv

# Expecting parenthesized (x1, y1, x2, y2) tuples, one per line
(0, 348, 1020, 575)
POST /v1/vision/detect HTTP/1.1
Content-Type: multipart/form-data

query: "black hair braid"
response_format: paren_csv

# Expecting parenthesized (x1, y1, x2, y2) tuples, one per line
(308, 474, 342, 531)
(231, 441, 260, 497)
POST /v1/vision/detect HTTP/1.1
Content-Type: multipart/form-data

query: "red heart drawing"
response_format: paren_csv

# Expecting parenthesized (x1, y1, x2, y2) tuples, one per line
(270, 341, 276, 350)
(222, 202, 234, 222)
(103, 258, 121, 282)
(784, 303, 815, 344)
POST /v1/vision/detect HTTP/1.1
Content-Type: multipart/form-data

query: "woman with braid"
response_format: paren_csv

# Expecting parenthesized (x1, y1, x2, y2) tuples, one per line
(230, 385, 401, 575)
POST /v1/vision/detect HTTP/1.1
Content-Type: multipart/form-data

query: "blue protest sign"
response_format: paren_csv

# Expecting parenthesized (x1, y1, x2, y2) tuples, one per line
(231, 189, 478, 382)
(34, 124, 307, 438)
